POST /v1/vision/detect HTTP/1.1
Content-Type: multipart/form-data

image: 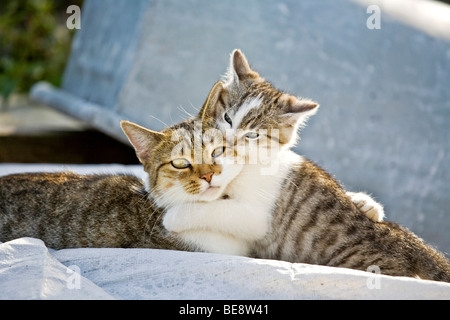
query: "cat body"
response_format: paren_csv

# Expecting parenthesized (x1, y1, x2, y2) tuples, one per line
(252, 157, 450, 280)
(121, 113, 279, 256)
(3, 48, 430, 282)
(0, 172, 188, 251)
(0, 119, 378, 255)
(121, 85, 382, 257)
(163, 152, 293, 256)
(157, 49, 450, 282)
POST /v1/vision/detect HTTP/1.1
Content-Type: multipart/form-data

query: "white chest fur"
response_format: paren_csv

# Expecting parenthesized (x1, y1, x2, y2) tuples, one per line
(164, 151, 301, 256)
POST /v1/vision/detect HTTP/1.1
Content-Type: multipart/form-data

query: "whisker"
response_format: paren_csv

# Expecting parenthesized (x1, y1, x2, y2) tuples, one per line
(148, 114, 169, 128)
(148, 211, 164, 243)
(188, 101, 200, 113)
(177, 104, 195, 119)
(143, 208, 157, 244)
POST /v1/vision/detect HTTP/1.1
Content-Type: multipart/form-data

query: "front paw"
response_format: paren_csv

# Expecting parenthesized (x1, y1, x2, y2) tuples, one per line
(347, 192, 385, 222)
(163, 205, 188, 233)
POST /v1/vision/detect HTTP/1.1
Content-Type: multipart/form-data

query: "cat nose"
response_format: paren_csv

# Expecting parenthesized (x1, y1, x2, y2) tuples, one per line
(200, 171, 214, 183)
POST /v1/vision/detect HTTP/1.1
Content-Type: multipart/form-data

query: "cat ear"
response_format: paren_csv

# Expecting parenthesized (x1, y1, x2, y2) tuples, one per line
(223, 49, 261, 87)
(278, 95, 319, 146)
(232, 49, 260, 81)
(120, 121, 165, 163)
(280, 95, 319, 126)
(199, 81, 225, 121)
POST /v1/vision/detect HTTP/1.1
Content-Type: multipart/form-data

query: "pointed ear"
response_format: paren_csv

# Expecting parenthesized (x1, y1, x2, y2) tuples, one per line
(280, 95, 319, 126)
(231, 49, 259, 81)
(199, 81, 225, 121)
(120, 120, 165, 163)
(278, 96, 319, 146)
(223, 49, 261, 87)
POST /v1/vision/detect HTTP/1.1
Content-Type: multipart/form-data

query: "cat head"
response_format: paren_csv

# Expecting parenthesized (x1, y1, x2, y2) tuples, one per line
(201, 49, 319, 163)
(121, 83, 243, 207)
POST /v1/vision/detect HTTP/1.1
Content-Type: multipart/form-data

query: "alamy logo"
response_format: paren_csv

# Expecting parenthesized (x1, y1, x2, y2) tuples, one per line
(366, 265, 381, 289)
(66, 5, 81, 30)
(366, 5, 381, 30)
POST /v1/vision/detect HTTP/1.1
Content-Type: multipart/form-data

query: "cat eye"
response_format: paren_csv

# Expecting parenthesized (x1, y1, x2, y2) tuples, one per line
(171, 158, 191, 169)
(211, 146, 225, 158)
(224, 113, 232, 126)
(245, 132, 259, 139)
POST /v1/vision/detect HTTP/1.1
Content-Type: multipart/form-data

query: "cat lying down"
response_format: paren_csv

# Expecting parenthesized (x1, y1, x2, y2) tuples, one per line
(1, 50, 449, 282)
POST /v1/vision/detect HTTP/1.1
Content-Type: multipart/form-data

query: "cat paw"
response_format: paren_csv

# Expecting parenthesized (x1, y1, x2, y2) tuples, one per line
(163, 205, 188, 233)
(347, 192, 385, 222)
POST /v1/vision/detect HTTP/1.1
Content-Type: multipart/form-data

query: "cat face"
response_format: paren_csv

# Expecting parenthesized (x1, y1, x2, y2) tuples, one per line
(201, 50, 319, 167)
(121, 115, 243, 208)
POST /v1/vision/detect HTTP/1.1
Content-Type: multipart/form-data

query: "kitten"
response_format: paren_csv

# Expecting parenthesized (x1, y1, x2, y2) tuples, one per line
(121, 82, 383, 256)
(0, 90, 379, 254)
(166, 49, 450, 281)
(122, 84, 284, 255)
(0, 172, 188, 250)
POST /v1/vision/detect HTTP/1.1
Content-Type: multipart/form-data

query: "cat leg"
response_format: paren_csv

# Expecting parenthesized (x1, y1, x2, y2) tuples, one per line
(163, 200, 270, 241)
(346, 192, 385, 222)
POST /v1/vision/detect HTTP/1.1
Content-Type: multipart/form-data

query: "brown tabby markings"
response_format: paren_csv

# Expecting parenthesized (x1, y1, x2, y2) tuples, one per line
(0, 172, 191, 251)
(209, 49, 450, 282)
(1, 49, 449, 283)
(0, 116, 230, 252)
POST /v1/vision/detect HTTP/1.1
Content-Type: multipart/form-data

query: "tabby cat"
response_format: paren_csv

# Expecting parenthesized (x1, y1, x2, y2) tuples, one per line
(158, 49, 450, 282)
(0, 172, 188, 250)
(120, 82, 383, 256)
(0, 66, 381, 254)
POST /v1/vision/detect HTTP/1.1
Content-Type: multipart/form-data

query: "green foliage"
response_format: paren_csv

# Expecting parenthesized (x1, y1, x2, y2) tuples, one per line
(0, 0, 83, 102)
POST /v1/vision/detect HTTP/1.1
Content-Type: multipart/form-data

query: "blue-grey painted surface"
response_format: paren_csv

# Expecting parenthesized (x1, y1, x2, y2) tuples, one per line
(31, 0, 450, 255)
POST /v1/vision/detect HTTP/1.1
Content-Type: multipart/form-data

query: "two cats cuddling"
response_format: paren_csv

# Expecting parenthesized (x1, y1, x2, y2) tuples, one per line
(1, 50, 449, 282)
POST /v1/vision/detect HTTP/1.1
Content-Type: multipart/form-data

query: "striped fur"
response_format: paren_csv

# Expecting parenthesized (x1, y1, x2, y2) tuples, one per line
(0, 172, 190, 250)
(252, 159, 450, 281)
(121, 104, 275, 255)
(2, 50, 448, 282)
(206, 49, 450, 282)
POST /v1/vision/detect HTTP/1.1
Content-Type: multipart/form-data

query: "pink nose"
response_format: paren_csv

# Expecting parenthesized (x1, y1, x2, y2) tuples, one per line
(200, 171, 214, 183)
